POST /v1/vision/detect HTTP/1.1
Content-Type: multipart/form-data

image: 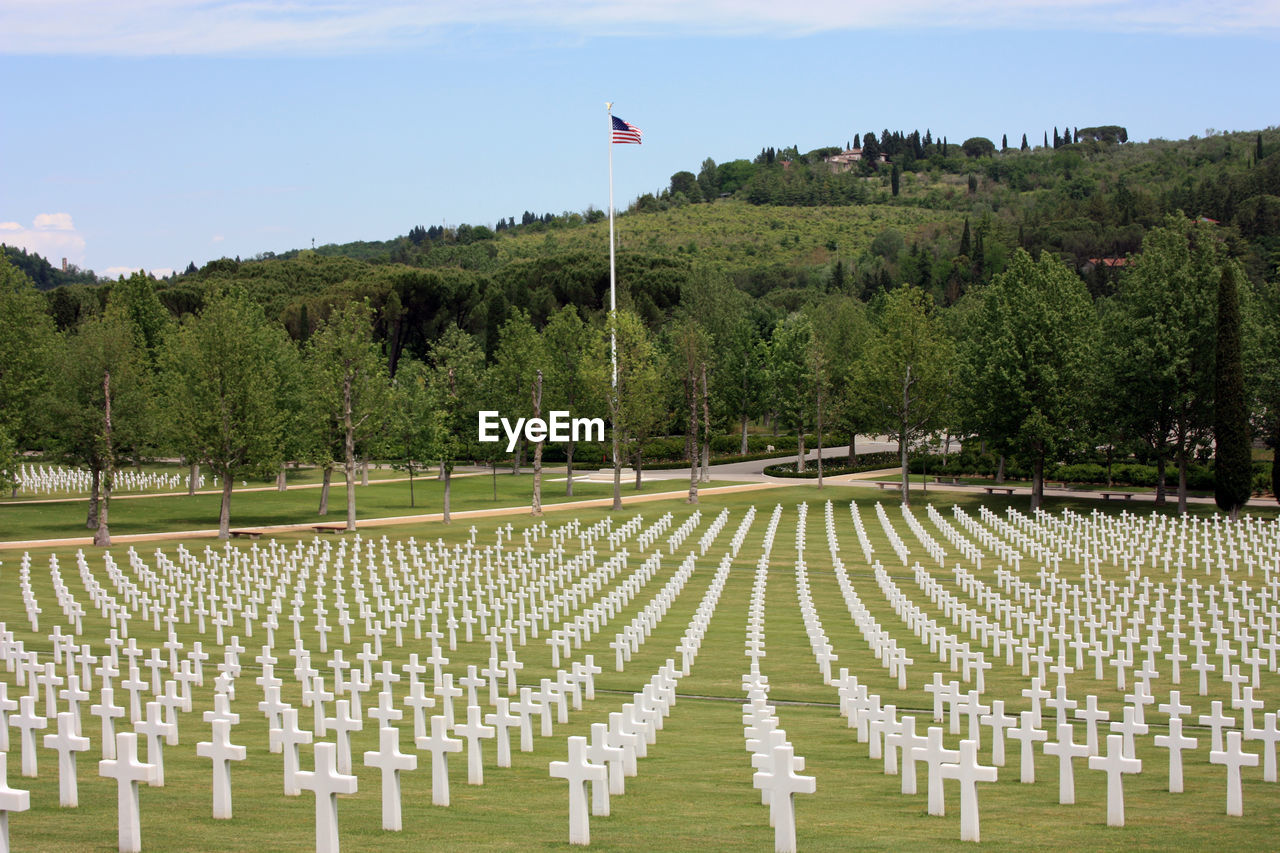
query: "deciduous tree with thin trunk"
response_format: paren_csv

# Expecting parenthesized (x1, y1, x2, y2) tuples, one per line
(159, 286, 294, 539)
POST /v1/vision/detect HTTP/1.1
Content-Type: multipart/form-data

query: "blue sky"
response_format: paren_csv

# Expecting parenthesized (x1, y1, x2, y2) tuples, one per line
(2, 1, 1277, 278)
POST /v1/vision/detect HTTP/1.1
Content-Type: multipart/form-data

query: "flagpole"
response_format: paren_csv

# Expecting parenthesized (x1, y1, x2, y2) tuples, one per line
(607, 101, 621, 510)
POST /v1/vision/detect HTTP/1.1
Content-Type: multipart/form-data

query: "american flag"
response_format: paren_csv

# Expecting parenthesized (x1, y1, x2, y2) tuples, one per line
(612, 115, 642, 144)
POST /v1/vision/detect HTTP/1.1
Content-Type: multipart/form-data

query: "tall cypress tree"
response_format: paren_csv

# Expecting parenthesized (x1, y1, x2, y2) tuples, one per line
(1021, 133, 1029, 151)
(959, 219, 971, 258)
(1001, 133, 1008, 152)
(1214, 262, 1252, 516)
(890, 162, 900, 197)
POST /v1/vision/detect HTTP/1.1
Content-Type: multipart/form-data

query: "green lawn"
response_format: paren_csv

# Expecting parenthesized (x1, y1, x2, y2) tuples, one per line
(0, 470, 731, 543)
(1, 485, 1278, 850)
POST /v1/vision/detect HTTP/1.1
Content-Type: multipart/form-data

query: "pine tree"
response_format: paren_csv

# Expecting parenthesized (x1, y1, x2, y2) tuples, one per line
(1213, 262, 1252, 517)
(1001, 134, 1008, 152)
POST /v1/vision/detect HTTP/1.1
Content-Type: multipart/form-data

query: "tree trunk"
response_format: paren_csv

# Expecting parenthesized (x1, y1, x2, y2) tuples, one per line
(218, 471, 233, 539)
(443, 469, 452, 523)
(491, 460, 498, 501)
(899, 432, 910, 506)
(361, 459, 369, 487)
(531, 371, 543, 516)
(816, 397, 824, 490)
(565, 441, 575, 497)
(409, 465, 416, 508)
(95, 370, 113, 547)
(700, 362, 712, 484)
(796, 429, 806, 474)
(848, 431, 857, 465)
(343, 374, 358, 532)
(1155, 453, 1168, 506)
(1031, 450, 1045, 511)
(277, 463, 287, 492)
(740, 412, 749, 455)
(188, 461, 199, 496)
(995, 455, 1006, 484)
(1177, 447, 1190, 514)
(318, 465, 332, 515)
(86, 466, 100, 529)
(688, 372, 699, 504)
(634, 447, 643, 490)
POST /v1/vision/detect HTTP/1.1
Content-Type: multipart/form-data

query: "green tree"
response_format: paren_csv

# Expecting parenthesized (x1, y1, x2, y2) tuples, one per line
(806, 295, 872, 463)
(159, 286, 294, 538)
(1101, 217, 1218, 510)
(0, 255, 56, 490)
(959, 249, 1097, 509)
(541, 306, 605, 496)
(309, 300, 391, 531)
(428, 326, 484, 523)
(489, 311, 545, 474)
(607, 310, 663, 504)
(719, 316, 766, 454)
(962, 137, 996, 158)
(1214, 262, 1252, 517)
(767, 314, 814, 473)
(44, 315, 150, 544)
(857, 287, 954, 502)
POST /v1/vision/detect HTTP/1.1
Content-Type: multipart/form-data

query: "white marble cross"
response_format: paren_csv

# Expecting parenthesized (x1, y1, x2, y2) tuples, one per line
(1044, 722, 1090, 804)
(98, 731, 155, 853)
(1245, 711, 1280, 782)
(939, 739, 997, 842)
(1154, 716, 1198, 793)
(196, 718, 246, 819)
(752, 741, 815, 853)
(295, 741, 359, 853)
(42, 710, 90, 807)
(0, 753, 31, 853)
(269, 705, 313, 796)
(1008, 711, 1047, 784)
(455, 704, 496, 785)
(135, 701, 175, 786)
(1088, 734, 1141, 826)
(362, 725, 417, 831)
(919, 726, 957, 816)
(11, 695, 47, 778)
(417, 714, 463, 806)
(485, 697, 520, 769)
(1210, 730, 1259, 816)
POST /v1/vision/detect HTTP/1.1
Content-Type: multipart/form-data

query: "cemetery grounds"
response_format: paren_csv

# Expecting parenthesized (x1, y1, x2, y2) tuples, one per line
(1, 481, 1279, 851)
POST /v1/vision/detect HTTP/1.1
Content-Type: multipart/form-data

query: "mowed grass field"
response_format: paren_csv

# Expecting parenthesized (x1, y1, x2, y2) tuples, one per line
(2, 484, 1279, 851)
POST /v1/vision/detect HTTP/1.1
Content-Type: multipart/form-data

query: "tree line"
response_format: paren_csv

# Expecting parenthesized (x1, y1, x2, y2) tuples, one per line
(2, 211, 1276, 544)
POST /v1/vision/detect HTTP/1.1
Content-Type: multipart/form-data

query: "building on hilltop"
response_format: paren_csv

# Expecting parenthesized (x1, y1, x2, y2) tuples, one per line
(824, 148, 888, 172)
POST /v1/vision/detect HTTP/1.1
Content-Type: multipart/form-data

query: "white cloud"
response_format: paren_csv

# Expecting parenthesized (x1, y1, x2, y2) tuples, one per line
(211, 234, 225, 243)
(2, 0, 1277, 55)
(0, 213, 86, 265)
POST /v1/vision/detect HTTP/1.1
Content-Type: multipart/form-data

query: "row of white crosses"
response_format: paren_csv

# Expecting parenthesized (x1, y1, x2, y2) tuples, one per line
(890, 502, 1280, 819)
(12, 464, 196, 497)
(741, 503, 815, 853)
(804, 498, 1276, 833)
(2, 504, 711, 851)
(547, 506, 754, 845)
(811, 503, 1000, 841)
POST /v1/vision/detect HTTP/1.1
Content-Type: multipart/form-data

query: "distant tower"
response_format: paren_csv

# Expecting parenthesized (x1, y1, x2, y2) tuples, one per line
(62, 257, 68, 272)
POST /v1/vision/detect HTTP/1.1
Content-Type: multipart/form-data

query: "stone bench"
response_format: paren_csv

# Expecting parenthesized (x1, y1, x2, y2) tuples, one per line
(933, 476, 961, 485)
(228, 529, 265, 540)
(1100, 491, 1134, 502)
(982, 486, 1017, 496)
(312, 524, 350, 534)
(873, 481, 901, 490)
